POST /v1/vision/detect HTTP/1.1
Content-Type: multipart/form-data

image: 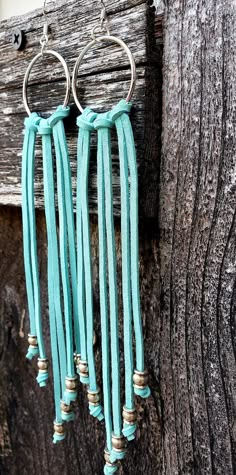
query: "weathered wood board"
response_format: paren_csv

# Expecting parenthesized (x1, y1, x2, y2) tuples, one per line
(159, 0, 236, 473)
(0, 0, 161, 217)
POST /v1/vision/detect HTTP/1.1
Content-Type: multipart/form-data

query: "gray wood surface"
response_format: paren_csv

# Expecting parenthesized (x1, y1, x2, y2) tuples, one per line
(0, 0, 161, 217)
(159, 0, 236, 473)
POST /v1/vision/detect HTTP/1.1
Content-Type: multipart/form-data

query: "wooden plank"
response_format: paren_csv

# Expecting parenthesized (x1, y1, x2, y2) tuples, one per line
(160, 0, 236, 473)
(0, 0, 161, 217)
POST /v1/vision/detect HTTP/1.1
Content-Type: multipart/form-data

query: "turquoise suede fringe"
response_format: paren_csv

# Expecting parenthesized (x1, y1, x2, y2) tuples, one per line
(22, 106, 77, 441)
(22, 98, 149, 457)
(76, 100, 150, 472)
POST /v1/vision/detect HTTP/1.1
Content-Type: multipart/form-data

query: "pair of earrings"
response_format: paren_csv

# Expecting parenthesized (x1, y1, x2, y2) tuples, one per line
(21, 2, 150, 474)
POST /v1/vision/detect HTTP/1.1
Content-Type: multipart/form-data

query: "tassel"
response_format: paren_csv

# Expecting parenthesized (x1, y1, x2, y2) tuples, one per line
(50, 106, 80, 362)
(22, 113, 48, 386)
(96, 113, 113, 464)
(76, 109, 96, 385)
(76, 110, 104, 421)
(37, 106, 76, 438)
(113, 101, 151, 401)
(48, 107, 78, 406)
(38, 116, 67, 436)
(92, 100, 150, 468)
(94, 113, 125, 464)
(22, 113, 41, 361)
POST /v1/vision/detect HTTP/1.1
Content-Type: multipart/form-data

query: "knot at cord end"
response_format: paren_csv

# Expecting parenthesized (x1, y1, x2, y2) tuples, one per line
(53, 432, 66, 444)
(122, 422, 137, 441)
(63, 389, 77, 405)
(89, 403, 104, 421)
(109, 448, 126, 463)
(26, 346, 39, 360)
(104, 464, 119, 474)
(36, 371, 48, 388)
(134, 385, 151, 399)
(79, 374, 90, 384)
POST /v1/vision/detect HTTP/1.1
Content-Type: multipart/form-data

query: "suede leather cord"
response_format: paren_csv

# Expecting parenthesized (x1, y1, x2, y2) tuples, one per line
(111, 100, 150, 401)
(95, 113, 114, 456)
(38, 116, 66, 416)
(49, 107, 77, 406)
(22, 106, 76, 442)
(77, 110, 104, 421)
(122, 113, 150, 399)
(22, 113, 42, 360)
(76, 109, 97, 383)
(50, 108, 80, 358)
(110, 102, 136, 447)
(95, 112, 127, 465)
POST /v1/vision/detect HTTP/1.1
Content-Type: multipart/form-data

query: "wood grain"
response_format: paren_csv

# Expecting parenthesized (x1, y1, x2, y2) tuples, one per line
(159, 0, 236, 473)
(0, 0, 161, 218)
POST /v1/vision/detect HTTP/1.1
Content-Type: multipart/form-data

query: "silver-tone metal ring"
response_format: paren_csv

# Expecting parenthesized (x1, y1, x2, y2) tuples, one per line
(72, 35, 136, 113)
(23, 49, 71, 116)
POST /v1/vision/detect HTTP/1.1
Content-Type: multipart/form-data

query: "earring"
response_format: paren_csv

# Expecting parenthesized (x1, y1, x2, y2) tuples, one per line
(72, 2, 150, 473)
(22, 1, 79, 442)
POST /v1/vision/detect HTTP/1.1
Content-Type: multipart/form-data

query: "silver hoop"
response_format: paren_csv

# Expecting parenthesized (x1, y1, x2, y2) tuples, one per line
(23, 49, 71, 116)
(72, 35, 136, 113)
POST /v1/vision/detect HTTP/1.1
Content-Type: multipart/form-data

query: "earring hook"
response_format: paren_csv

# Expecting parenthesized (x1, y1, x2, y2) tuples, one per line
(43, 0, 48, 23)
(100, 0, 108, 24)
(40, 0, 49, 54)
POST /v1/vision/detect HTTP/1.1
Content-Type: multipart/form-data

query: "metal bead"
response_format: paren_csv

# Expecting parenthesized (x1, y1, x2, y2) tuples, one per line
(65, 376, 78, 392)
(104, 449, 117, 467)
(87, 389, 100, 405)
(37, 358, 48, 372)
(54, 422, 65, 436)
(133, 369, 149, 388)
(122, 406, 137, 424)
(104, 449, 110, 463)
(112, 434, 126, 452)
(60, 401, 72, 414)
(74, 353, 81, 367)
(28, 335, 38, 348)
(78, 360, 89, 378)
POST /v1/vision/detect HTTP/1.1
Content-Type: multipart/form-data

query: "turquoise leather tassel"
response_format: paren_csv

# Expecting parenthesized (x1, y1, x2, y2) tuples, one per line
(75, 100, 149, 471)
(112, 101, 150, 401)
(76, 109, 104, 421)
(94, 112, 124, 466)
(22, 105, 77, 441)
(76, 109, 96, 385)
(49, 107, 78, 407)
(96, 116, 114, 470)
(22, 113, 47, 377)
(110, 102, 136, 446)
(22, 113, 42, 361)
